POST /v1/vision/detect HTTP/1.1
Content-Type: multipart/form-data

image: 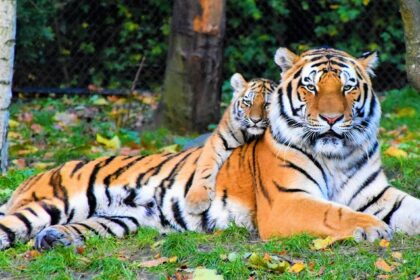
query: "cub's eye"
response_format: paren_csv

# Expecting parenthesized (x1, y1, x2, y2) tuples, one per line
(242, 100, 251, 107)
(306, 85, 316, 92)
(343, 85, 352, 91)
(264, 103, 270, 109)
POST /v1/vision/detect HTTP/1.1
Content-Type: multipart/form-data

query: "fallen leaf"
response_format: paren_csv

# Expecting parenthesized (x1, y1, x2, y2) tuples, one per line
(391, 252, 402, 260)
(159, 144, 179, 153)
(8, 131, 22, 139)
(396, 107, 415, 118)
(192, 268, 224, 280)
(31, 124, 43, 134)
(317, 266, 326, 276)
(288, 262, 305, 273)
(32, 162, 56, 170)
(96, 134, 121, 150)
(379, 239, 390, 248)
(8, 119, 20, 128)
(384, 146, 407, 158)
(213, 230, 223, 236)
(76, 246, 85, 254)
(278, 250, 288, 256)
(375, 258, 394, 272)
(308, 261, 315, 271)
(227, 252, 239, 262)
(377, 275, 390, 279)
(17, 145, 38, 155)
(12, 159, 26, 169)
(168, 256, 178, 263)
(19, 112, 33, 123)
(263, 253, 271, 261)
(312, 236, 335, 250)
(248, 253, 266, 267)
(151, 240, 164, 249)
(23, 250, 41, 260)
(54, 112, 79, 127)
(138, 257, 169, 268)
(119, 147, 141, 156)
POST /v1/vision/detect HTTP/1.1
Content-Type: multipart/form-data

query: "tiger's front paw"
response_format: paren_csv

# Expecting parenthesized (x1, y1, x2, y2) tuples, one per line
(352, 215, 393, 242)
(185, 185, 214, 215)
(35, 226, 83, 251)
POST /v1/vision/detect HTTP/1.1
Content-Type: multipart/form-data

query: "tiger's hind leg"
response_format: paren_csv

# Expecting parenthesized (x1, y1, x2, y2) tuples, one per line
(35, 215, 143, 250)
(0, 199, 67, 249)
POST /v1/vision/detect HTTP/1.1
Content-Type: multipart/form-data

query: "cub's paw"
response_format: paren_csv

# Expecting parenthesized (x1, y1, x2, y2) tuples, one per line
(185, 185, 214, 215)
(353, 218, 393, 242)
(35, 226, 82, 251)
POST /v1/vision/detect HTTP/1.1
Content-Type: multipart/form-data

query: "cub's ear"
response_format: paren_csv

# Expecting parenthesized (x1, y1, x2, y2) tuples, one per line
(358, 51, 378, 76)
(274, 48, 298, 73)
(230, 73, 247, 95)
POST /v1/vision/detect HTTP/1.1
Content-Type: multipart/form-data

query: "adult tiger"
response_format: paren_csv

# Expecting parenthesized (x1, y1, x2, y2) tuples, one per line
(0, 47, 418, 251)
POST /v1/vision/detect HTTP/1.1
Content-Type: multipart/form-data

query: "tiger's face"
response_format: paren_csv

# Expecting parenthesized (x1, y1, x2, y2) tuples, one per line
(271, 47, 380, 157)
(230, 73, 276, 135)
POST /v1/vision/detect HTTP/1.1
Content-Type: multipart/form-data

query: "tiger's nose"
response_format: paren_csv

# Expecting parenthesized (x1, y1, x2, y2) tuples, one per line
(319, 114, 343, 125)
(250, 116, 262, 124)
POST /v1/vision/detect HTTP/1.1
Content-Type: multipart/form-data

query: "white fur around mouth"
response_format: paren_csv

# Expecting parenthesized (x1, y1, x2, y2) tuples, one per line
(247, 127, 265, 135)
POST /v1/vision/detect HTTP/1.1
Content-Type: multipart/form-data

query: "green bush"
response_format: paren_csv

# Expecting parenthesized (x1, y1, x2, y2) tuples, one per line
(15, 0, 405, 91)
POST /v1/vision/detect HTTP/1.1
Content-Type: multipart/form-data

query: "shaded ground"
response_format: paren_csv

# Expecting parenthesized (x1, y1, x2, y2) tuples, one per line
(0, 87, 418, 279)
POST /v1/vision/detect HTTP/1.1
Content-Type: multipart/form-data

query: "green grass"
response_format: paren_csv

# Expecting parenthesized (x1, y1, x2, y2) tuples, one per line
(0, 88, 419, 279)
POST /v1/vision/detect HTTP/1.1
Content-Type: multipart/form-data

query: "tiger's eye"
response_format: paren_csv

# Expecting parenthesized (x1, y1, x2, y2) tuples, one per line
(306, 85, 316, 91)
(242, 100, 251, 107)
(343, 85, 352, 91)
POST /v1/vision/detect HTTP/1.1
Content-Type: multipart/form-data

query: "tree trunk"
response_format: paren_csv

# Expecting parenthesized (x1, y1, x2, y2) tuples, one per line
(399, 0, 420, 91)
(157, 0, 226, 133)
(0, 0, 17, 174)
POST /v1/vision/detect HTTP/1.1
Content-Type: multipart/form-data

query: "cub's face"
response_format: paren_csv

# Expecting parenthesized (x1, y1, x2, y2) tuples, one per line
(271, 48, 380, 156)
(230, 73, 276, 135)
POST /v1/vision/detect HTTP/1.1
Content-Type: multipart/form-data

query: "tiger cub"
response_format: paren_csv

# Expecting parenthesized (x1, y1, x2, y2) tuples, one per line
(185, 73, 277, 214)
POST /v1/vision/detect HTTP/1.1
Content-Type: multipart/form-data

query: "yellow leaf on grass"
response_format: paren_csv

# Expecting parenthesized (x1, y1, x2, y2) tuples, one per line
(8, 131, 21, 139)
(396, 107, 415, 118)
(32, 162, 56, 170)
(168, 256, 177, 263)
(159, 144, 179, 154)
(312, 236, 335, 250)
(288, 262, 305, 273)
(384, 146, 407, 158)
(96, 134, 121, 150)
(375, 258, 394, 272)
(8, 119, 20, 128)
(193, 268, 224, 280)
(379, 239, 390, 248)
(391, 252, 402, 260)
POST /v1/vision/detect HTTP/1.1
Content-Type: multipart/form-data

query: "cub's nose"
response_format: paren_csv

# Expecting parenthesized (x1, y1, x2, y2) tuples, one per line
(319, 114, 344, 125)
(250, 116, 262, 124)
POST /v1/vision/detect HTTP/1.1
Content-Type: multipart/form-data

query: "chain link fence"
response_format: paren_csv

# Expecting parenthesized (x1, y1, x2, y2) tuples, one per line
(13, 0, 406, 95)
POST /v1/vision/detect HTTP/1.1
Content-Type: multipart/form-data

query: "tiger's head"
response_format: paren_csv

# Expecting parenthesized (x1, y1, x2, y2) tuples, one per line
(230, 73, 276, 135)
(270, 47, 380, 157)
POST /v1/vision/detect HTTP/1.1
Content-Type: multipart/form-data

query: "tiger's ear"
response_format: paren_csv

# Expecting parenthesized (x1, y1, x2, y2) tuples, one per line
(274, 48, 298, 72)
(358, 51, 378, 76)
(230, 73, 247, 97)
